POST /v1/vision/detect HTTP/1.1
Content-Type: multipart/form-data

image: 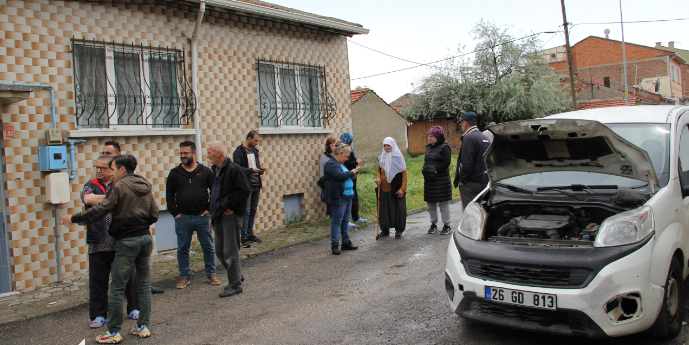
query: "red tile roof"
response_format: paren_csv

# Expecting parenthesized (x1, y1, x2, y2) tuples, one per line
(577, 97, 637, 110)
(392, 104, 407, 112)
(351, 88, 369, 104)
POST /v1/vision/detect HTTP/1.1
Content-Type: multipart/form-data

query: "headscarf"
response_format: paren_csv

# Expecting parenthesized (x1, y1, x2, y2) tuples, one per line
(378, 137, 407, 183)
(324, 137, 336, 158)
(340, 132, 355, 156)
(428, 125, 444, 140)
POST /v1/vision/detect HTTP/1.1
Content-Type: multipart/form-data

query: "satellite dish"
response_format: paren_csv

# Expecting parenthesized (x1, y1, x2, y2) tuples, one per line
(604, 29, 610, 39)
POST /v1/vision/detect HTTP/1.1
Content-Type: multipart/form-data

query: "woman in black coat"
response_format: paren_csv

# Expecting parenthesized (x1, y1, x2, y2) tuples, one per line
(422, 125, 453, 235)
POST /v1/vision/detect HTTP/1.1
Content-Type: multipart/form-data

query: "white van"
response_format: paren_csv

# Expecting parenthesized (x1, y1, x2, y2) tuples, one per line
(445, 105, 689, 338)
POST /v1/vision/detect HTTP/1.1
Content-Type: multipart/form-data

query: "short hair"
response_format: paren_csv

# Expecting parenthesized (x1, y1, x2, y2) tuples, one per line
(209, 141, 227, 156)
(104, 140, 121, 153)
(96, 155, 114, 166)
(247, 130, 259, 140)
(333, 143, 351, 156)
(180, 141, 196, 152)
(464, 120, 477, 127)
(111, 154, 137, 174)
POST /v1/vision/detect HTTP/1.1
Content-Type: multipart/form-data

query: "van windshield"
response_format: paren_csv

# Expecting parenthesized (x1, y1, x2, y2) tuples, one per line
(499, 123, 671, 189)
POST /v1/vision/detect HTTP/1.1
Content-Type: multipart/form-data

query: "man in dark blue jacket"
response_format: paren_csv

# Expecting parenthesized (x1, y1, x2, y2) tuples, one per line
(454, 112, 490, 209)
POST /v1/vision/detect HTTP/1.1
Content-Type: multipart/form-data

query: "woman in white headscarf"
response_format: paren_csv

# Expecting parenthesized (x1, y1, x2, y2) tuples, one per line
(375, 137, 408, 238)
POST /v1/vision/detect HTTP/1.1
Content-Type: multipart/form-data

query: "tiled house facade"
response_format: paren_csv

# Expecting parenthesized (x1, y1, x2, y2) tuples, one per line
(0, 0, 367, 292)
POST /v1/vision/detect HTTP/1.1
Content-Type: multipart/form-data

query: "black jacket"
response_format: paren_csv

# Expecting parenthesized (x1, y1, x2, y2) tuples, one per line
(232, 144, 263, 187)
(210, 157, 251, 223)
(82, 178, 110, 243)
(165, 163, 214, 217)
(422, 137, 453, 203)
(322, 157, 355, 205)
(454, 127, 490, 186)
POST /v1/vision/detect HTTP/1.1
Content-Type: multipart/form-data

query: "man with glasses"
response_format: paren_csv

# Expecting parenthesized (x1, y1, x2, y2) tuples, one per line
(82, 155, 140, 328)
(166, 141, 220, 289)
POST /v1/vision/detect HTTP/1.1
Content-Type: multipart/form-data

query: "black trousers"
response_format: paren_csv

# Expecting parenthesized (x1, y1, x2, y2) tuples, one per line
(351, 179, 360, 221)
(89, 251, 139, 320)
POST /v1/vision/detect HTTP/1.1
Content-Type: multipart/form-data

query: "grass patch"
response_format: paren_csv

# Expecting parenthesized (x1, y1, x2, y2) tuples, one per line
(356, 154, 460, 221)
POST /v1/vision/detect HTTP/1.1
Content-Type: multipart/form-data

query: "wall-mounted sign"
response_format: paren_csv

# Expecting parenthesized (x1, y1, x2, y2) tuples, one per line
(3, 124, 15, 138)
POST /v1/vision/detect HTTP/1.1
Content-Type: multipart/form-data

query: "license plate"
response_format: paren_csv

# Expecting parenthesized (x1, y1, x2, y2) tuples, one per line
(485, 286, 557, 310)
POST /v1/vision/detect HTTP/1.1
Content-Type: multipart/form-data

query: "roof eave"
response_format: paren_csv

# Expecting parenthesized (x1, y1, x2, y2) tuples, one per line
(197, 0, 369, 35)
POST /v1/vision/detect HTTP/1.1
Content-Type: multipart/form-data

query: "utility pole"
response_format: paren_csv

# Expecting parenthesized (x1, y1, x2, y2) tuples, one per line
(561, 0, 577, 110)
(619, 0, 629, 105)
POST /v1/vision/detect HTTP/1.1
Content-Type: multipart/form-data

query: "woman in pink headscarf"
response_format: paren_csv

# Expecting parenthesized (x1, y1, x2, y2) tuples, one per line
(422, 125, 453, 235)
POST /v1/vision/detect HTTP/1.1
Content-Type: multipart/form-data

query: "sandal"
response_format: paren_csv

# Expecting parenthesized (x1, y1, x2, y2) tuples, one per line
(127, 310, 140, 320)
(90, 316, 108, 328)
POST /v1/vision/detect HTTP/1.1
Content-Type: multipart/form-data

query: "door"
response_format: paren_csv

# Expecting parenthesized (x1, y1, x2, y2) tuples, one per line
(0, 131, 11, 292)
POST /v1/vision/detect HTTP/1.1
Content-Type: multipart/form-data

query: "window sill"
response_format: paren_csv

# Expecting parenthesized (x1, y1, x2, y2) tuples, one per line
(258, 128, 334, 135)
(67, 128, 196, 138)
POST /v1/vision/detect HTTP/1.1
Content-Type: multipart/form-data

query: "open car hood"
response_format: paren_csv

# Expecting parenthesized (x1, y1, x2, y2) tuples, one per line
(485, 119, 660, 191)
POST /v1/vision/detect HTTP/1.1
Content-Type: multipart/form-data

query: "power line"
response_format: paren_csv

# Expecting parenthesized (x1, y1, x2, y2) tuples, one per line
(351, 31, 555, 81)
(572, 17, 689, 26)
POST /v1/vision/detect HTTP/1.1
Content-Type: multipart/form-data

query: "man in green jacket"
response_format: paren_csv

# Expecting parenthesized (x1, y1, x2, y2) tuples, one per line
(61, 155, 159, 344)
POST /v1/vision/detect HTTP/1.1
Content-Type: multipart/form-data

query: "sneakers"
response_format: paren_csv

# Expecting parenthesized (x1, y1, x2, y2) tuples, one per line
(241, 238, 251, 248)
(247, 235, 262, 243)
(355, 218, 367, 223)
(176, 278, 190, 289)
(348, 222, 356, 227)
(95, 331, 122, 344)
(427, 223, 438, 234)
(131, 325, 151, 338)
(219, 286, 243, 298)
(331, 244, 341, 255)
(341, 241, 358, 251)
(439, 224, 452, 235)
(207, 274, 221, 285)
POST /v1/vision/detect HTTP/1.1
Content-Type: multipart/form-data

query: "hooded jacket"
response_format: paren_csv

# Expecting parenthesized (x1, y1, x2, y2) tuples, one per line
(72, 174, 159, 241)
(454, 126, 490, 186)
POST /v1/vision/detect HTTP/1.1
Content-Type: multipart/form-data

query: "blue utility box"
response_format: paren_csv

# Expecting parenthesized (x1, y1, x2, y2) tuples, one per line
(38, 146, 68, 172)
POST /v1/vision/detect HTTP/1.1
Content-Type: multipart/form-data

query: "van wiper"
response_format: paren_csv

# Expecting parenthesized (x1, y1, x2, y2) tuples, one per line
(535, 162, 604, 168)
(535, 189, 584, 201)
(537, 184, 618, 192)
(495, 182, 534, 194)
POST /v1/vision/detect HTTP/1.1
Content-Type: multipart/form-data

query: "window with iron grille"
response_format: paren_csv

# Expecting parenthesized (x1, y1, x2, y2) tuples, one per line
(256, 59, 336, 128)
(71, 38, 196, 128)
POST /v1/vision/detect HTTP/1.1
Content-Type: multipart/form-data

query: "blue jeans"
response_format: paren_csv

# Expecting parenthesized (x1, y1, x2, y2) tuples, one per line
(241, 187, 261, 239)
(175, 214, 216, 278)
(330, 194, 353, 245)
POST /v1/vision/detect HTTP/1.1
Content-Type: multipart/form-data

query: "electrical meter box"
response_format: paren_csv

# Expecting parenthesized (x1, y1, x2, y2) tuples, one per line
(46, 172, 70, 204)
(38, 146, 67, 171)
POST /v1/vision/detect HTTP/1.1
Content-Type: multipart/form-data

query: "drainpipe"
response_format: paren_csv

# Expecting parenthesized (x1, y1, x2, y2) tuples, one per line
(64, 139, 87, 180)
(191, 1, 205, 161)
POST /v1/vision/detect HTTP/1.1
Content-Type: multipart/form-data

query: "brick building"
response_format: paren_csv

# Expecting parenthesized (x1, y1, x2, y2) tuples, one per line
(548, 36, 687, 104)
(0, 0, 368, 293)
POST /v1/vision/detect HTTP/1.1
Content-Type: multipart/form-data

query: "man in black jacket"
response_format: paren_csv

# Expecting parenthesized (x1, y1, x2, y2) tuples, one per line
(166, 141, 220, 289)
(454, 112, 490, 209)
(232, 131, 265, 248)
(207, 141, 250, 298)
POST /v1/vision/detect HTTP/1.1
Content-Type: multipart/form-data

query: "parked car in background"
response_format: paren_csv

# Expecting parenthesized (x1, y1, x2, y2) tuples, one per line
(445, 105, 689, 338)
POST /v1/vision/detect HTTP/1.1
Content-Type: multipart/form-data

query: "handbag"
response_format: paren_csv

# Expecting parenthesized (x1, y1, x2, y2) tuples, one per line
(317, 176, 325, 189)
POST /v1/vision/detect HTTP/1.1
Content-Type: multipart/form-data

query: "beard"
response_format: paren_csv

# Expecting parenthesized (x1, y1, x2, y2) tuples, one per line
(182, 157, 193, 166)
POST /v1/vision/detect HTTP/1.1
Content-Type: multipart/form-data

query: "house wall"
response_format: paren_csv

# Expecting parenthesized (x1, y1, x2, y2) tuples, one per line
(0, 0, 352, 292)
(351, 92, 407, 162)
(570, 37, 669, 68)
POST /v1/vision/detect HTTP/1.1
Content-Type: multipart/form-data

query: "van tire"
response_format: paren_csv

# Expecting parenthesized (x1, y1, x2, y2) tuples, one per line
(648, 257, 683, 338)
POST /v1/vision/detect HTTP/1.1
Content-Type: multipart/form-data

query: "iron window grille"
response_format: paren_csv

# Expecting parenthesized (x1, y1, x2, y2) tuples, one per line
(71, 38, 196, 128)
(256, 59, 336, 128)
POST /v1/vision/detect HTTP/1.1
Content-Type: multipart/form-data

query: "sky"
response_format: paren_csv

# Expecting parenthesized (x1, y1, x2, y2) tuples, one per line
(276, 0, 686, 103)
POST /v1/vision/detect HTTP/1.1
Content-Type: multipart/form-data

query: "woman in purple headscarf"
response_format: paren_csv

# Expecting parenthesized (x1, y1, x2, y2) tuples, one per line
(422, 125, 453, 235)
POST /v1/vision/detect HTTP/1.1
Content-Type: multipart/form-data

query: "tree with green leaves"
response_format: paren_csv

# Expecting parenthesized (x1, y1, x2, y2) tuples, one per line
(401, 20, 570, 125)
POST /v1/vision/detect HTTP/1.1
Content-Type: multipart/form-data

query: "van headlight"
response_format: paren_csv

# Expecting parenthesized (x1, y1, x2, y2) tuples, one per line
(594, 206, 654, 247)
(456, 202, 486, 240)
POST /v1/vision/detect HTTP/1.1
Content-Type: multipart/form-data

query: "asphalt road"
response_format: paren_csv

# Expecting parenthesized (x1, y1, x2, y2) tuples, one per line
(2, 203, 689, 344)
